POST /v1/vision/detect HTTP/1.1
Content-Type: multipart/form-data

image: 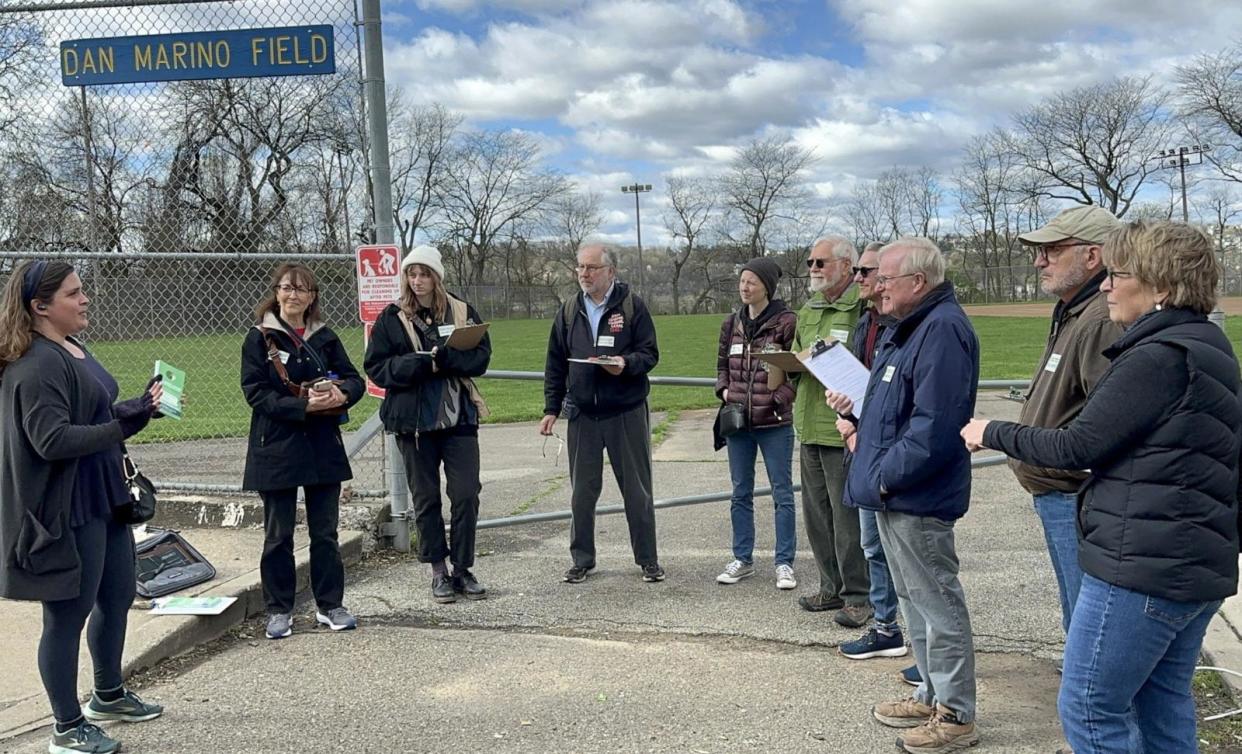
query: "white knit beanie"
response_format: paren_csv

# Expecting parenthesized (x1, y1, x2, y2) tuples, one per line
(401, 244, 445, 281)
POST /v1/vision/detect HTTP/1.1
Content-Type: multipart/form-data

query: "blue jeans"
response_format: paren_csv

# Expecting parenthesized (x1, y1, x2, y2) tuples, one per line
(1060, 573, 1219, 754)
(1034, 490, 1083, 634)
(725, 424, 796, 566)
(859, 508, 899, 630)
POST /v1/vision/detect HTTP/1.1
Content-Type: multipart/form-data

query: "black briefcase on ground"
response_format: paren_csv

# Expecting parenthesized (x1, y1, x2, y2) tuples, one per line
(134, 528, 216, 599)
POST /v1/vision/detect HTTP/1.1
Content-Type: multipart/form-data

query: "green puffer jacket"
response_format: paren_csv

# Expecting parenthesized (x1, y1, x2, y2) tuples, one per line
(791, 285, 865, 446)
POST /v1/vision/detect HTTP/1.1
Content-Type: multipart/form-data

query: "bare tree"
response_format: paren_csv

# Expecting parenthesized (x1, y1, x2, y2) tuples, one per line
(11, 92, 150, 254)
(432, 128, 568, 285)
(155, 76, 342, 254)
(841, 182, 887, 246)
(1010, 76, 1172, 217)
(720, 134, 816, 258)
(390, 100, 461, 254)
(662, 175, 717, 314)
(1176, 46, 1242, 184)
(0, 13, 41, 131)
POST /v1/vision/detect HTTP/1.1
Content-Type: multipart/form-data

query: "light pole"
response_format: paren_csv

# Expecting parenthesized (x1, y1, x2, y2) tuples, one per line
(1152, 143, 1222, 328)
(1152, 143, 1211, 222)
(621, 183, 652, 292)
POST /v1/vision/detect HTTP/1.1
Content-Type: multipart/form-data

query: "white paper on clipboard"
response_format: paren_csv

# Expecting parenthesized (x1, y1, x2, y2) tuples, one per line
(798, 338, 870, 414)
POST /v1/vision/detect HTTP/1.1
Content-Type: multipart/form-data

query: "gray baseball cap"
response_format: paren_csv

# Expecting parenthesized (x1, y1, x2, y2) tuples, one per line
(1019, 205, 1122, 246)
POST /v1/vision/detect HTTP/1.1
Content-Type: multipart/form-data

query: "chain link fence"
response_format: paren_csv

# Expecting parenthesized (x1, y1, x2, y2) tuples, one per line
(0, 0, 386, 495)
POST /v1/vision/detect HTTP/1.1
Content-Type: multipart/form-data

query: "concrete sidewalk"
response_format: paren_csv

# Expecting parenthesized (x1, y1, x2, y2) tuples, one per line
(0, 527, 364, 741)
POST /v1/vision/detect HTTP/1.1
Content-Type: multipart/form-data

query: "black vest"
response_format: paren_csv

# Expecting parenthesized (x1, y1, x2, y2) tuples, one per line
(1079, 309, 1241, 602)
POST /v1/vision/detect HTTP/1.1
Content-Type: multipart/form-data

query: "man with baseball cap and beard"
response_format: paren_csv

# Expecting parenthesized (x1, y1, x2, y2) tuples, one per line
(1012, 206, 1123, 645)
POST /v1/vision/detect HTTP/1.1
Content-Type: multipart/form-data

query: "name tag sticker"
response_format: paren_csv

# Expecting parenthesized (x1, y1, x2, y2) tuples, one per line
(276, 350, 290, 364)
(597, 335, 615, 348)
(438, 325, 456, 338)
(882, 365, 896, 382)
(829, 328, 851, 343)
(1044, 353, 1063, 373)
(730, 343, 744, 356)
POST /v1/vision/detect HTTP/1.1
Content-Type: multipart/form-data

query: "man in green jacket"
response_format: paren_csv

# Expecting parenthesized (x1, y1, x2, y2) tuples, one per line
(792, 235, 870, 623)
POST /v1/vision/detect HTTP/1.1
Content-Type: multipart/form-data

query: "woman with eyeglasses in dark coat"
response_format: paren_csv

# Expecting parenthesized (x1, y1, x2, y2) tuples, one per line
(241, 263, 365, 641)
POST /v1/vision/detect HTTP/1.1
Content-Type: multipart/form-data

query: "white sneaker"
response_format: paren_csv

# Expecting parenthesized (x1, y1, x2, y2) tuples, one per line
(775, 564, 797, 590)
(716, 559, 755, 584)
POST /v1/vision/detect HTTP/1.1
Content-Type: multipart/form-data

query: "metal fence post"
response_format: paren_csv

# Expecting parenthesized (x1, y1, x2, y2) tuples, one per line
(360, 0, 409, 552)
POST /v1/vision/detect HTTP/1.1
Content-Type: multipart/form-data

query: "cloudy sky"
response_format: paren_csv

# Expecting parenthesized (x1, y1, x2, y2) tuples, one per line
(372, 0, 1242, 244)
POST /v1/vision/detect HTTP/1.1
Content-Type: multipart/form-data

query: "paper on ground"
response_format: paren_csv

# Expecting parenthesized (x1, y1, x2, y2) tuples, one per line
(150, 596, 236, 616)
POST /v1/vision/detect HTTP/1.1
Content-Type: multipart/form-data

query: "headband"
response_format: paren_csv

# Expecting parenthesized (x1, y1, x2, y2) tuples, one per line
(22, 260, 49, 306)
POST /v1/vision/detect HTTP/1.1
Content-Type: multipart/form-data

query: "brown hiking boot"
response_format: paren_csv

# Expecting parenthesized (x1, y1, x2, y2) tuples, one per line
(897, 704, 980, 753)
(872, 697, 935, 728)
(833, 603, 874, 628)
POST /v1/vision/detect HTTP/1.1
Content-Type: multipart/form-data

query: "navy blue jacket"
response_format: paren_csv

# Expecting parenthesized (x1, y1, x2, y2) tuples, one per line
(543, 282, 659, 419)
(846, 282, 980, 519)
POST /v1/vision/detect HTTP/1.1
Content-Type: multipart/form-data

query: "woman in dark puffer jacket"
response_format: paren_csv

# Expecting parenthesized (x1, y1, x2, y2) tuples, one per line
(713, 257, 799, 590)
(962, 220, 1241, 754)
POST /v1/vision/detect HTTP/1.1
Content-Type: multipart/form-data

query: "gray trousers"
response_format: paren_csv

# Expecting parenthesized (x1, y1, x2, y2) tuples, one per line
(800, 444, 869, 604)
(568, 403, 658, 568)
(877, 509, 976, 722)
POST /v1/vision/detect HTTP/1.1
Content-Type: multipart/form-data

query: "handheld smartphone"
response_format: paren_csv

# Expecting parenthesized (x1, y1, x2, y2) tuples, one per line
(311, 379, 334, 392)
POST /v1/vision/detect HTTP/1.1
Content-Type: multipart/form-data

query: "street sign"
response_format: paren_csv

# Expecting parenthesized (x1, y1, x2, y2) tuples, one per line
(60, 26, 336, 87)
(355, 244, 401, 323)
(363, 322, 385, 399)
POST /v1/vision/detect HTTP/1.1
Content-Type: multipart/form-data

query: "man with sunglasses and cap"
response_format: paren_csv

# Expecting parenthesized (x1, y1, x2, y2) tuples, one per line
(1012, 205, 1122, 644)
(790, 236, 869, 618)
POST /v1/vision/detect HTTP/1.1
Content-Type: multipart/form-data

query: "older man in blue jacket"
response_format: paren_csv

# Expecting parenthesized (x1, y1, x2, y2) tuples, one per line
(830, 237, 980, 754)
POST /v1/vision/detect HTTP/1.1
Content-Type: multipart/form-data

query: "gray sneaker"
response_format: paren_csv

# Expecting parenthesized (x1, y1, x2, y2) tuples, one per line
(265, 612, 293, 640)
(716, 559, 755, 584)
(316, 606, 358, 631)
(83, 688, 163, 722)
(49, 720, 119, 754)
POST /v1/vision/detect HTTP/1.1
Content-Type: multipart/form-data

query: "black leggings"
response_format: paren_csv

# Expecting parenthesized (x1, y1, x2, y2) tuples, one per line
(38, 516, 136, 723)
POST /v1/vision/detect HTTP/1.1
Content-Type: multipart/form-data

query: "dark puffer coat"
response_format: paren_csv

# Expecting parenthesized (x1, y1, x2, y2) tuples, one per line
(714, 303, 797, 429)
(985, 307, 1241, 603)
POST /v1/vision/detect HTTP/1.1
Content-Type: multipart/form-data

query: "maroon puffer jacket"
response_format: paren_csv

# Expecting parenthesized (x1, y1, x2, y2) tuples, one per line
(714, 304, 798, 430)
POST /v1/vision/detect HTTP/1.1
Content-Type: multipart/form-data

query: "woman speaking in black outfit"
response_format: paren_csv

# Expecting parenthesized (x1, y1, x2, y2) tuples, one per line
(0, 260, 164, 754)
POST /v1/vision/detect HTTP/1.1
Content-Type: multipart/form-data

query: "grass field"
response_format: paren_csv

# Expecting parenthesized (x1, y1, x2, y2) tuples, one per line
(94, 313, 1242, 442)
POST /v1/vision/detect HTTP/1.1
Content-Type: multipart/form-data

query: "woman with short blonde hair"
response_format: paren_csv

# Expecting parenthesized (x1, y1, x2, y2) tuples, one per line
(963, 220, 1240, 753)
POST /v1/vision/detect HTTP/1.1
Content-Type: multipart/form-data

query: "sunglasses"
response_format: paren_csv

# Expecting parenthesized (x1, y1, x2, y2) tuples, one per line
(805, 258, 834, 269)
(852, 266, 877, 277)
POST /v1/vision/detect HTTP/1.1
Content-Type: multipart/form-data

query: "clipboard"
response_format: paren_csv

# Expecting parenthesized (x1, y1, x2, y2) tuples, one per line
(568, 356, 623, 367)
(443, 323, 489, 350)
(752, 351, 807, 373)
(798, 338, 870, 412)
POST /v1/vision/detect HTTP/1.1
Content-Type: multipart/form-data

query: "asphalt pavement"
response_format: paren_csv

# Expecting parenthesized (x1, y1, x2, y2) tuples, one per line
(2, 393, 1235, 753)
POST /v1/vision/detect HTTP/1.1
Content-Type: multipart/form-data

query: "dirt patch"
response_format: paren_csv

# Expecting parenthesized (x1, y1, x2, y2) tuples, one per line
(966, 297, 1242, 318)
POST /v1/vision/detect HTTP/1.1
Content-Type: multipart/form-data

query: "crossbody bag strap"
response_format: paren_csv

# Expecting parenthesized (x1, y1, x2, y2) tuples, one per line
(259, 327, 300, 395)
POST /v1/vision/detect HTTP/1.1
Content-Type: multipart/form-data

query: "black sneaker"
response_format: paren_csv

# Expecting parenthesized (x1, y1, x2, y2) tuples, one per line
(563, 565, 592, 584)
(432, 573, 456, 603)
(641, 563, 666, 582)
(83, 688, 164, 723)
(453, 569, 487, 600)
(49, 720, 120, 754)
(798, 593, 845, 612)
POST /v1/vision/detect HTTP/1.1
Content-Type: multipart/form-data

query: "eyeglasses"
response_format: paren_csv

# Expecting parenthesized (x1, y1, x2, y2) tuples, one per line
(1105, 269, 1135, 286)
(275, 284, 313, 294)
(1032, 242, 1086, 263)
(805, 258, 833, 269)
(575, 264, 610, 273)
(874, 272, 920, 286)
(852, 266, 877, 278)
(542, 432, 564, 465)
